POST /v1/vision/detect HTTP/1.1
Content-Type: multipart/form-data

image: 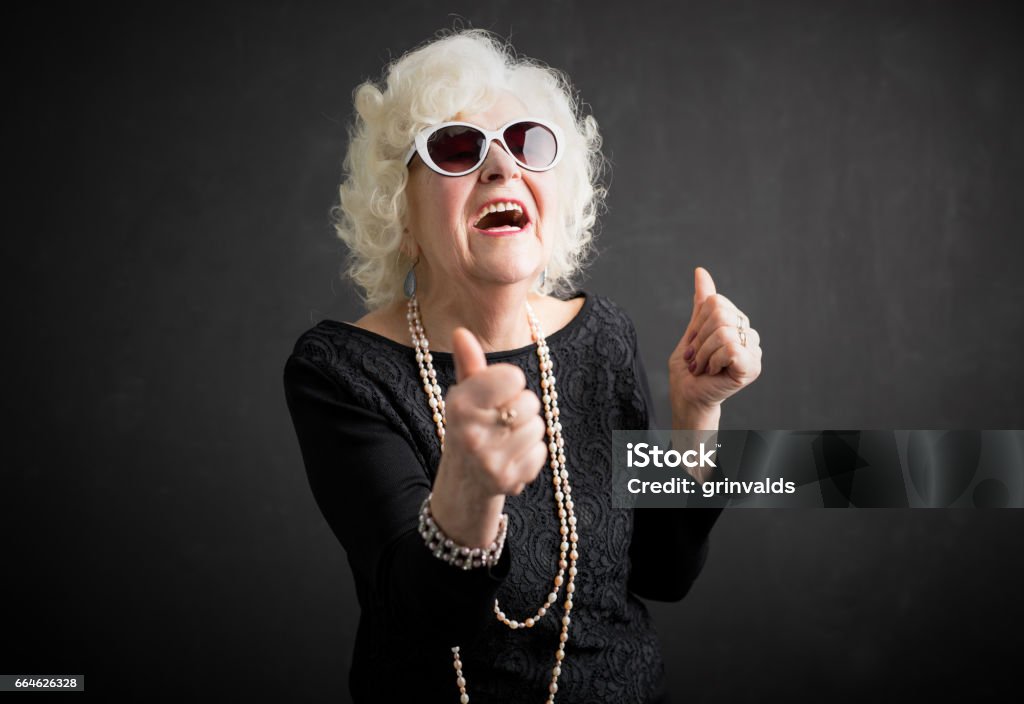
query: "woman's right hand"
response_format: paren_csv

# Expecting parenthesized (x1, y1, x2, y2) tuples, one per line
(429, 327, 548, 548)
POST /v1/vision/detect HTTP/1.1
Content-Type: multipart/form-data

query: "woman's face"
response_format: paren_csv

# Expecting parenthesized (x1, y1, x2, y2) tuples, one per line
(403, 92, 558, 295)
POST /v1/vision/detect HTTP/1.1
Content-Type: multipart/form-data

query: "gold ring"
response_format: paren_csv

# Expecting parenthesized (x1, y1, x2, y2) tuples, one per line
(498, 407, 518, 428)
(739, 329, 748, 347)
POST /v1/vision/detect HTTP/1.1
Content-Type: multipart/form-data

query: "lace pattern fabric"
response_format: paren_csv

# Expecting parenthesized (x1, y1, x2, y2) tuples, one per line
(284, 292, 716, 703)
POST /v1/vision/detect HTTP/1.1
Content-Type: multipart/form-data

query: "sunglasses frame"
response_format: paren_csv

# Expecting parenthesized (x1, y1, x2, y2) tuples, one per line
(404, 117, 565, 176)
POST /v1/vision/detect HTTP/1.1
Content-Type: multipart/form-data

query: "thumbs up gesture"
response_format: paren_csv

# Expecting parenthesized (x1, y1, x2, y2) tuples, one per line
(668, 267, 762, 420)
(428, 328, 548, 548)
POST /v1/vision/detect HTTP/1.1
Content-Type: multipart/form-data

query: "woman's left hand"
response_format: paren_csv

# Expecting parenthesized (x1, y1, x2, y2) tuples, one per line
(668, 267, 762, 418)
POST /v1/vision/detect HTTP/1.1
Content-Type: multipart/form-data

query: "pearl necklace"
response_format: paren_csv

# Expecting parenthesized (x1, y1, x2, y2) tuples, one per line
(406, 294, 579, 704)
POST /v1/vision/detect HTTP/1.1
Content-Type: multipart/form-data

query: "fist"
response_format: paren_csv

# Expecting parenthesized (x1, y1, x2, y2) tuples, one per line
(669, 267, 763, 414)
(440, 327, 548, 497)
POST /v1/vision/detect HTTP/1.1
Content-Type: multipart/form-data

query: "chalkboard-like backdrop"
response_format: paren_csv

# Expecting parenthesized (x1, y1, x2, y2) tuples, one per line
(5, 1, 1022, 701)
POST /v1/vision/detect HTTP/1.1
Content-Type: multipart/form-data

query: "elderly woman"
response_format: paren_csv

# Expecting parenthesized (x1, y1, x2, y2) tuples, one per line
(284, 30, 761, 704)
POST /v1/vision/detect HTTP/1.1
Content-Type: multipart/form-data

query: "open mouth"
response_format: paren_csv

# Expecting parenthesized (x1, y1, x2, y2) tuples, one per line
(473, 201, 530, 233)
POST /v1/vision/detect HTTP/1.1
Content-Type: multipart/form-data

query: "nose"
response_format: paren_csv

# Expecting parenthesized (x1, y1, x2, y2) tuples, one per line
(478, 139, 521, 183)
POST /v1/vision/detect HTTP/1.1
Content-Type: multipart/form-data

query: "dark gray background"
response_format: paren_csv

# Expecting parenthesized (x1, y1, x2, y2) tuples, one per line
(5, 0, 1023, 701)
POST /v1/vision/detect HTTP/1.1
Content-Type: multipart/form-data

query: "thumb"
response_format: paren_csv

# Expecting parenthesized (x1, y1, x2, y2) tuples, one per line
(452, 327, 488, 383)
(687, 266, 718, 330)
(694, 266, 717, 304)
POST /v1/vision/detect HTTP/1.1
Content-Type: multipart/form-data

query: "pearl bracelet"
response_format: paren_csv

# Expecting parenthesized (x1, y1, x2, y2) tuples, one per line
(418, 493, 508, 570)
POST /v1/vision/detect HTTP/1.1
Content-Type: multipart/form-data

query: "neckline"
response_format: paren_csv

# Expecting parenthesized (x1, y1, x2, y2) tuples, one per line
(328, 291, 592, 361)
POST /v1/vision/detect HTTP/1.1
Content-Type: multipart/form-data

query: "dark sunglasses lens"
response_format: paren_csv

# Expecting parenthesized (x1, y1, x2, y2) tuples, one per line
(503, 122, 558, 169)
(426, 126, 484, 173)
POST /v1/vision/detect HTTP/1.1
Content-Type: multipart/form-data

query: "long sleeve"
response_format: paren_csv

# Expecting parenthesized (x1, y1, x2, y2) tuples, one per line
(626, 338, 724, 602)
(283, 353, 511, 650)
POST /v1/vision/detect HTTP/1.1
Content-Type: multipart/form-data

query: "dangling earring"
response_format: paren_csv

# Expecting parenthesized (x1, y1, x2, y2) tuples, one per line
(404, 261, 418, 298)
(538, 266, 548, 289)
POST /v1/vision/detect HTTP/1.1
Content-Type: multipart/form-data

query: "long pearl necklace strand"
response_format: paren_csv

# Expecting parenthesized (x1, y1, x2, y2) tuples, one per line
(406, 293, 579, 704)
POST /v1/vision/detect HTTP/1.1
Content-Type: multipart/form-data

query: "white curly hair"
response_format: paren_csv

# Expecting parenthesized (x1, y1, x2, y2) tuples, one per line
(331, 29, 607, 310)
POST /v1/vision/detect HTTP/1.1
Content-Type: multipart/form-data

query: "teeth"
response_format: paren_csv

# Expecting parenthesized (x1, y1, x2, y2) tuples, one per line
(474, 201, 525, 224)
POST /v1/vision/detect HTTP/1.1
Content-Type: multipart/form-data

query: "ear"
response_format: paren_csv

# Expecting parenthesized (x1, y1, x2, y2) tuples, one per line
(397, 225, 418, 260)
(402, 238, 419, 262)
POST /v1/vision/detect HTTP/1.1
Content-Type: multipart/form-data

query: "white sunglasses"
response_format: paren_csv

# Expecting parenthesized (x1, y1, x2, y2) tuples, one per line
(404, 118, 564, 176)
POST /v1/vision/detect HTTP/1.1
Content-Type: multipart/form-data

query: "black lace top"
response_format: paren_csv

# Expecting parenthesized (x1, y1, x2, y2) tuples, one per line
(283, 292, 722, 704)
